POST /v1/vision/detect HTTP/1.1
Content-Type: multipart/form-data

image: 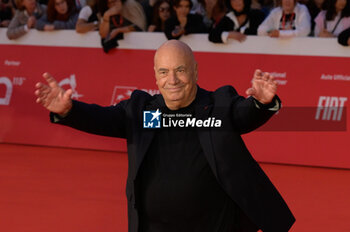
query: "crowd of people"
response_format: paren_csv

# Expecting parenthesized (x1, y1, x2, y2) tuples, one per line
(2, 0, 350, 52)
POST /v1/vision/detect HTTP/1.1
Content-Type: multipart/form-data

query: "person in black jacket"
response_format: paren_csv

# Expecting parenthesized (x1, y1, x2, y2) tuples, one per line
(338, 27, 350, 45)
(209, 0, 265, 43)
(35, 40, 295, 232)
(164, 0, 208, 39)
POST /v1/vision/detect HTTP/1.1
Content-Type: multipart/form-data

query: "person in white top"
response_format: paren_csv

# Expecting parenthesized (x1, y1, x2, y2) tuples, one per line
(257, 0, 311, 38)
(314, 0, 350, 37)
(75, 0, 99, 33)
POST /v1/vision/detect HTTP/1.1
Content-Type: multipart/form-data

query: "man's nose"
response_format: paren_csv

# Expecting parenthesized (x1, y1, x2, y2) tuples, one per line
(167, 71, 179, 85)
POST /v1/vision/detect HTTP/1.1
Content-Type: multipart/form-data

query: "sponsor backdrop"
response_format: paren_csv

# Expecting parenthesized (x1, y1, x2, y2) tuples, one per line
(1, 34, 349, 169)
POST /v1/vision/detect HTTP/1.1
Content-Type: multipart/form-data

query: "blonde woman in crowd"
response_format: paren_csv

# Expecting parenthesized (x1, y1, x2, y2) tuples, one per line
(7, 0, 46, 39)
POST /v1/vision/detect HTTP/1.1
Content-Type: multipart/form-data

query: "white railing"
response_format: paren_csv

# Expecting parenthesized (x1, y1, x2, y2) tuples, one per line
(1, 28, 349, 57)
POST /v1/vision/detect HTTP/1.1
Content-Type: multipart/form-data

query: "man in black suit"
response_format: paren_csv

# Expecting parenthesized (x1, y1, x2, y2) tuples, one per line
(35, 40, 295, 231)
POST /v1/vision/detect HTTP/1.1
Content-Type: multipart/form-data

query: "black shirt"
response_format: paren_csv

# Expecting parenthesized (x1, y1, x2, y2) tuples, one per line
(136, 102, 239, 232)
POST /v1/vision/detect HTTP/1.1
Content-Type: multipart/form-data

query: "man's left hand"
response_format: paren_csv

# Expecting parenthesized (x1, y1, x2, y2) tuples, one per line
(245, 69, 277, 104)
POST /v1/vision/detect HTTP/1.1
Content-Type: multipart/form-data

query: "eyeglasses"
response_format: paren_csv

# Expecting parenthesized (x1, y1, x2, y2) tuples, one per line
(159, 6, 170, 12)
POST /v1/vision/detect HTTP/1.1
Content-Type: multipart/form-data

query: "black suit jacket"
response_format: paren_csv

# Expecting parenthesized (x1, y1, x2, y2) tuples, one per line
(52, 86, 295, 231)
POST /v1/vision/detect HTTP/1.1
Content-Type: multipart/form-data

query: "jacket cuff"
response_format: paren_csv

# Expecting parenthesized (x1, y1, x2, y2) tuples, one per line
(253, 95, 281, 111)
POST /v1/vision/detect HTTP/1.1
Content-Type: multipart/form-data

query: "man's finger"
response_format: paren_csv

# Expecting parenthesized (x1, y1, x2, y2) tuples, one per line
(254, 70, 264, 80)
(254, 69, 262, 78)
(43, 72, 59, 88)
(63, 89, 73, 101)
(246, 87, 256, 96)
(36, 97, 42, 104)
(35, 82, 50, 92)
(267, 74, 275, 83)
(35, 82, 43, 88)
(34, 89, 41, 97)
(262, 72, 269, 81)
(35, 84, 51, 98)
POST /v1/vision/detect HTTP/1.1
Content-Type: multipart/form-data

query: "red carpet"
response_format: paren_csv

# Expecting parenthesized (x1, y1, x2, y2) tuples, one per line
(1, 143, 350, 231)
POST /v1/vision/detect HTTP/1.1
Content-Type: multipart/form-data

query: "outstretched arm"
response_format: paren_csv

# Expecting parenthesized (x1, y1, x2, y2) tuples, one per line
(35, 72, 73, 115)
(35, 72, 127, 138)
(229, 69, 280, 134)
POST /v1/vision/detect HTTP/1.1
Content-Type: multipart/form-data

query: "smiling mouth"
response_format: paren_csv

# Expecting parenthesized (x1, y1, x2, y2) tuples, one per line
(165, 86, 183, 92)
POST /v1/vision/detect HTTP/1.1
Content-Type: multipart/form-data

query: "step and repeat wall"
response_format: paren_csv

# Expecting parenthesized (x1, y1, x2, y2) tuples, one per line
(1, 30, 350, 169)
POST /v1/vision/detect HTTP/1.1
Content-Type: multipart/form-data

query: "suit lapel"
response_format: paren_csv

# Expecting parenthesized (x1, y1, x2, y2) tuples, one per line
(195, 87, 219, 180)
(134, 95, 163, 179)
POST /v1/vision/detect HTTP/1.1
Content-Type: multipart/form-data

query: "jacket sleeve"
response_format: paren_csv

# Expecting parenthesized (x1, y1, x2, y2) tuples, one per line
(53, 13, 79, 29)
(313, 11, 325, 37)
(35, 14, 48, 30)
(216, 86, 281, 134)
(208, 16, 234, 43)
(338, 27, 350, 46)
(257, 9, 279, 36)
(6, 11, 27, 40)
(51, 100, 128, 138)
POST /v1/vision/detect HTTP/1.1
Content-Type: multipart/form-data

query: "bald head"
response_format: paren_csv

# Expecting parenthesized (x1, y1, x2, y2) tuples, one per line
(154, 40, 196, 67)
(153, 40, 198, 110)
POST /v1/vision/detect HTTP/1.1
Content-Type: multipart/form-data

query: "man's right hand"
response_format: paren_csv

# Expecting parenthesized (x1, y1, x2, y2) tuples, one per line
(35, 73, 73, 115)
